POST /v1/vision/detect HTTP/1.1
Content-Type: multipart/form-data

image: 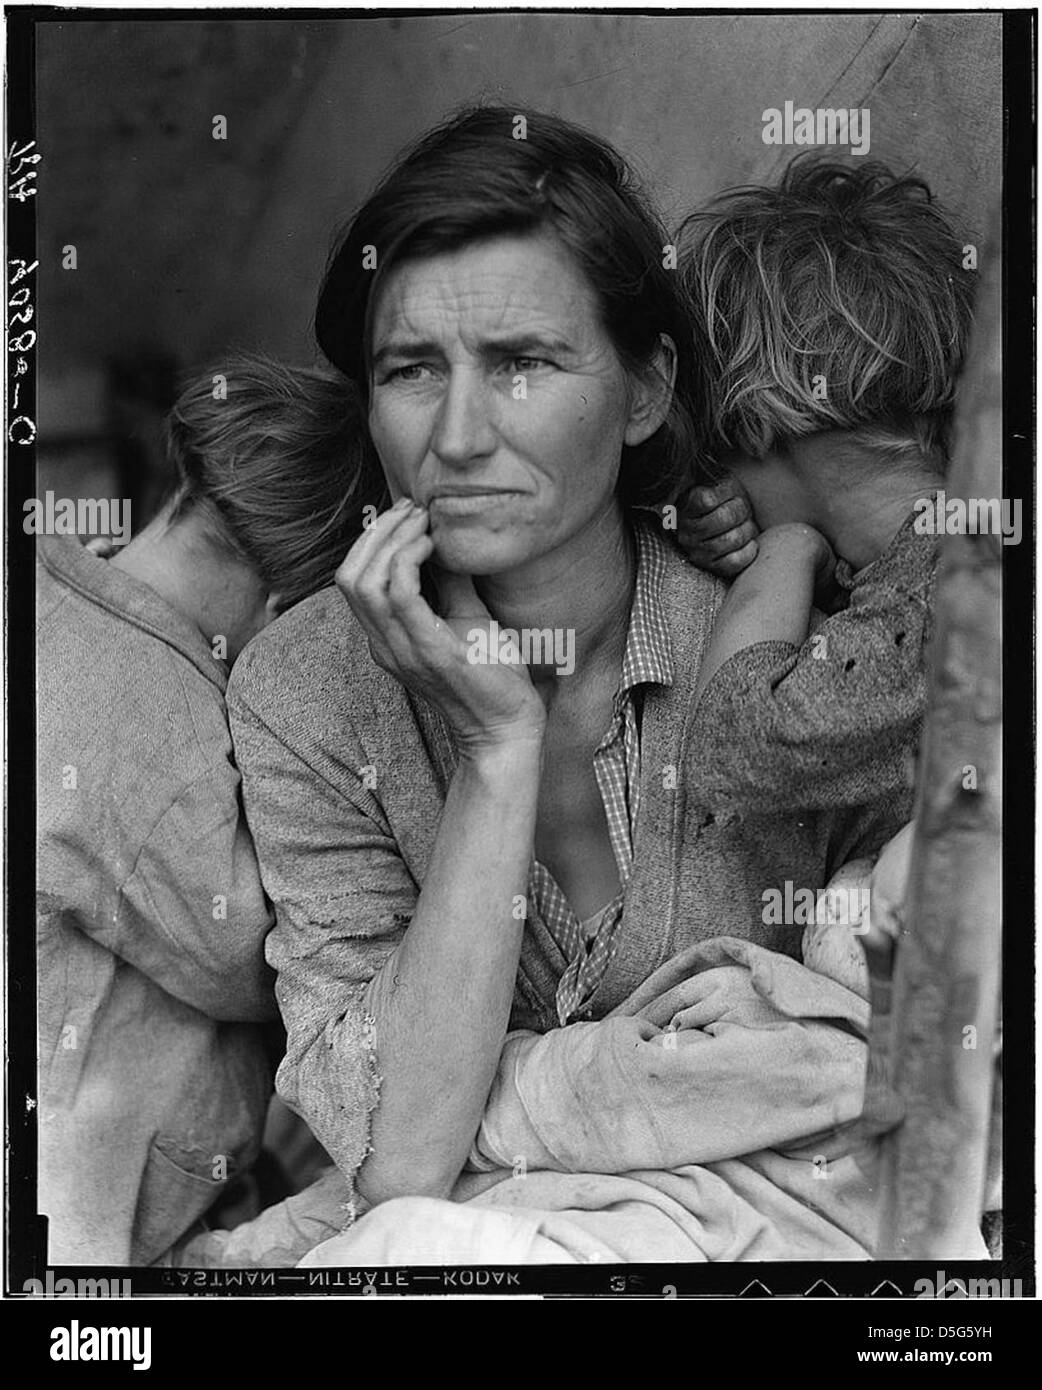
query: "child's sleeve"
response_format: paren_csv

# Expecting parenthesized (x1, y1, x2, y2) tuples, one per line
(108, 763, 278, 1022)
(688, 534, 936, 815)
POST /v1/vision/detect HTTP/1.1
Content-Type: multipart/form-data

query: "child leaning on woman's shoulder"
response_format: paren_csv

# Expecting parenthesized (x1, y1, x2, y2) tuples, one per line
(37, 355, 382, 1264)
(674, 155, 976, 989)
(674, 157, 973, 820)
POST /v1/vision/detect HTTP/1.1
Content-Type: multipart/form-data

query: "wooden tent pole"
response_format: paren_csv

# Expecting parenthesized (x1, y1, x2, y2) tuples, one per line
(874, 226, 1004, 1259)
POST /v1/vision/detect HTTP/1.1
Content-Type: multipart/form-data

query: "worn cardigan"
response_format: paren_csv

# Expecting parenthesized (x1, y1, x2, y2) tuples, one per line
(227, 530, 912, 1199)
(36, 536, 276, 1264)
(691, 507, 937, 815)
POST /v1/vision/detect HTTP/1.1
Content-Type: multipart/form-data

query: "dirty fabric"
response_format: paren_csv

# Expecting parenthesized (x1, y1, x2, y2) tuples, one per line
(690, 507, 940, 818)
(36, 535, 276, 1265)
(297, 936, 889, 1264)
(226, 517, 914, 1221)
(181, 920, 988, 1265)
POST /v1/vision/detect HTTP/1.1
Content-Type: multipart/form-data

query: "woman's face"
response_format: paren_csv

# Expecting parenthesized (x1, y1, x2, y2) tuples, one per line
(367, 230, 652, 574)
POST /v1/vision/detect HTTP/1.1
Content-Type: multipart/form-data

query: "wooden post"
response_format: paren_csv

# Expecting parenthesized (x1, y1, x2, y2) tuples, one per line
(874, 226, 1003, 1259)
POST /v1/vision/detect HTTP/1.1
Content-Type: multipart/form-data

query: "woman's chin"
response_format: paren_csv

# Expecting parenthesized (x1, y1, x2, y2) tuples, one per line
(430, 540, 522, 575)
(429, 523, 537, 576)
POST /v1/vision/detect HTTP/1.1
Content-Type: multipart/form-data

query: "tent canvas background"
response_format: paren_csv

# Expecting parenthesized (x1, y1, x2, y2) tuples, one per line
(34, 10, 1002, 523)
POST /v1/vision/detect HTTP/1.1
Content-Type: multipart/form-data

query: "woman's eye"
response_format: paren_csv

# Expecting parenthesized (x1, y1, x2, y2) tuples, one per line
(382, 363, 435, 384)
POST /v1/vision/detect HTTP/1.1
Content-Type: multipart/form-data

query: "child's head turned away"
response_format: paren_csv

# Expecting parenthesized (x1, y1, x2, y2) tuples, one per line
(680, 156, 977, 482)
(163, 354, 385, 610)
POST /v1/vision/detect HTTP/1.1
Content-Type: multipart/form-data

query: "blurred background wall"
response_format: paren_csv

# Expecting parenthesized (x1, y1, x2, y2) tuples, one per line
(35, 11, 1003, 528)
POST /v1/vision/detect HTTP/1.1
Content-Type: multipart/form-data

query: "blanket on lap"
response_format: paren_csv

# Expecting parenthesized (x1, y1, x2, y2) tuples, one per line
(179, 933, 989, 1265)
(299, 937, 881, 1264)
(180, 934, 911, 1266)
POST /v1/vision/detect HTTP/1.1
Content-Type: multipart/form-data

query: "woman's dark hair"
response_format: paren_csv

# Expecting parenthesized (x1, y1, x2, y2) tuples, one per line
(165, 354, 387, 608)
(315, 104, 708, 508)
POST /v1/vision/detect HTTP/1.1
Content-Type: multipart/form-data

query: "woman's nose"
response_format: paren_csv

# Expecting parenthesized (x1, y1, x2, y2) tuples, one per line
(429, 368, 496, 465)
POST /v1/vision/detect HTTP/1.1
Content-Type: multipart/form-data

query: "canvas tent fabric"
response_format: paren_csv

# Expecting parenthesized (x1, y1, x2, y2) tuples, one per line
(37, 12, 1001, 381)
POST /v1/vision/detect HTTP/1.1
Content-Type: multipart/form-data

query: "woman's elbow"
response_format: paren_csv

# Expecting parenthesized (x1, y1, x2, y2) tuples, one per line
(356, 1150, 462, 1208)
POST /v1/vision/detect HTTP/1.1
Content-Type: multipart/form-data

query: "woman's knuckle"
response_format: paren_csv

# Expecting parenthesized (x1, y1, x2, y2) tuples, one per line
(357, 572, 388, 604)
(387, 552, 410, 584)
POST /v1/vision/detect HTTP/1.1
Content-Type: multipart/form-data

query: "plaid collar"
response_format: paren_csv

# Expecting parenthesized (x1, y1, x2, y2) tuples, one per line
(616, 512, 675, 706)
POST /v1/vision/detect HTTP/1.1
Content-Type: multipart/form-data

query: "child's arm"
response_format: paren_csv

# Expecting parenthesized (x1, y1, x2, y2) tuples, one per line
(693, 523, 833, 703)
(688, 518, 936, 815)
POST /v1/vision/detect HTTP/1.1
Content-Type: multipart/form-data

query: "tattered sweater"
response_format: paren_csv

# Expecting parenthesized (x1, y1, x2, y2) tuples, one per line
(36, 536, 277, 1265)
(226, 510, 928, 1207)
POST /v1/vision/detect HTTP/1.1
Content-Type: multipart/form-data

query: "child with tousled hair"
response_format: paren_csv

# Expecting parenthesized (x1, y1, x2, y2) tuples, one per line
(37, 355, 381, 1263)
(675, 156, 976, 989)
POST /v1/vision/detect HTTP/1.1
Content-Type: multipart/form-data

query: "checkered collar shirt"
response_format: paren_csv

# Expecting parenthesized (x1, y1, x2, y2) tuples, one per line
(530, 514, 675, 1026)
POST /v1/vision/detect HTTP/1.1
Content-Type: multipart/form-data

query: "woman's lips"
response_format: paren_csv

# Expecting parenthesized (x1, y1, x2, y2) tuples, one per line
(427, 491, 524, 516)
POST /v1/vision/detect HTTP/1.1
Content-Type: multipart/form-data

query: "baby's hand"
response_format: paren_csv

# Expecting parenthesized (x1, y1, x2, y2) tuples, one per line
(676, 476, 759, 578)
(84, 536, 118, 558)
(862, 822, 916, 968)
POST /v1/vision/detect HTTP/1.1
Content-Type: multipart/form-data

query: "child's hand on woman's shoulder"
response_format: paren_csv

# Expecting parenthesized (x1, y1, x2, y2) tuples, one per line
(677, 473, 841, 601)
(676, 475, 759, 578)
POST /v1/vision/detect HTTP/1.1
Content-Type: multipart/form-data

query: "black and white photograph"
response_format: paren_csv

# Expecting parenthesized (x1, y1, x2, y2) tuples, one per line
(4, 1, 1034, 1337)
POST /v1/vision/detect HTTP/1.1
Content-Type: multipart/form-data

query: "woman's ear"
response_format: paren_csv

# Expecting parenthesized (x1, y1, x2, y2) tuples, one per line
(263, 591, 285, 625)
(623, 333, 678, 447)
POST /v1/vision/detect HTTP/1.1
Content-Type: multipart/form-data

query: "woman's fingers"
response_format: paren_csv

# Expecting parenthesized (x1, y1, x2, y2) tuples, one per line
(346, 509, 469, 666)
(339, 503, 430, 610)
(337, 496, 420, 587)
(334, 498, 544, 744)
(385, 534, 445, 643)
(430, 569, 492, 625)
(387, 531, 435, 605)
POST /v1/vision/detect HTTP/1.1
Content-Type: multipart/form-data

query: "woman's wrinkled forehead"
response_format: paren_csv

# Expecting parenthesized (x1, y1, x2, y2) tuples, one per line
(364, 229, 608, 374)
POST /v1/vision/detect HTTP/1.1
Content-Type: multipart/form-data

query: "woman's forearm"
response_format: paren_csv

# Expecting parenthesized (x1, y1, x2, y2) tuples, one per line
(356, 734, 543, 1205)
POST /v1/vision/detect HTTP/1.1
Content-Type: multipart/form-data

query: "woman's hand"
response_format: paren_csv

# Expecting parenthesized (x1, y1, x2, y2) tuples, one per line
(335, 498, 547, 755)
(336, 497, 546, 1204)
(677, 476, 759, 578)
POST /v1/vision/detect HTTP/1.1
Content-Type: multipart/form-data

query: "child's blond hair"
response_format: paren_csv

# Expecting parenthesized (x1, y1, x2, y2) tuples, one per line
(679, 156, 976, 469)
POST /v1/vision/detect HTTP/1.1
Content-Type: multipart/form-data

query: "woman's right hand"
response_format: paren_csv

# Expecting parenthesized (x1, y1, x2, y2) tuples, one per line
(335, 498, 547, 755)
